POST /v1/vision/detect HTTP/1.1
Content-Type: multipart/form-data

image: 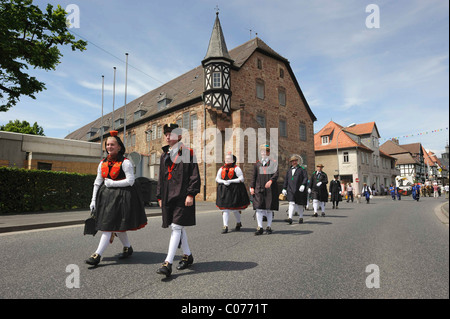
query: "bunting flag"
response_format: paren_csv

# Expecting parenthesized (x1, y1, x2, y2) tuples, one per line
(380, 127, 449, 142)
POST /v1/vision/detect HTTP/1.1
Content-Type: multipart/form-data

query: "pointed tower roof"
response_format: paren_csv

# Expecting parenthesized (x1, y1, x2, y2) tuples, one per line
(203, 12, 233, 63)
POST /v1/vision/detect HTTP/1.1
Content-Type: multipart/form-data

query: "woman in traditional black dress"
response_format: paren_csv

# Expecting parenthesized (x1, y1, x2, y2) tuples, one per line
(85, 131, 147, 266)
(216, 153, 250, 233)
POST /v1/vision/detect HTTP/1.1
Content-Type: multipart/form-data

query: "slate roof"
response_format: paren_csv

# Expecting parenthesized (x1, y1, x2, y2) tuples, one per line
(65, 37, 315, 141)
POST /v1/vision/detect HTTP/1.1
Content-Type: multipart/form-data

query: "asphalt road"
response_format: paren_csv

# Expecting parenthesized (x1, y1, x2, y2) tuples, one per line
(0, 196, 448, 300)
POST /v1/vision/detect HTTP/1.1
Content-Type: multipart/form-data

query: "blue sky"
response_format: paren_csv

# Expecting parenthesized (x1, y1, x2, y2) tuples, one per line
(1, 0, 448, 155)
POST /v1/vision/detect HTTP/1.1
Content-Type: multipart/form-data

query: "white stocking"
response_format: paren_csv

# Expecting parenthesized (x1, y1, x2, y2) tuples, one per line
(117, 232, 131, 248)
(266, 210, 273, 227)
(222, 210, 230, 227)
(320, 202, 326, 212)
(298, 205, 304, 218)
(233, 210, 241, 223)
(256, 210, 264, 228)
(313, 199, 319, 213)
(180, 228, 191, 257)
(288, 202, 296, 219)
(95, 231, 112, 255)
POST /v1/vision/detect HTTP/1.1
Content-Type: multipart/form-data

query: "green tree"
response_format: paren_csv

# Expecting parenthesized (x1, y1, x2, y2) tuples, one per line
(0, 0, 87, 112)
(0, 119, 45, 135)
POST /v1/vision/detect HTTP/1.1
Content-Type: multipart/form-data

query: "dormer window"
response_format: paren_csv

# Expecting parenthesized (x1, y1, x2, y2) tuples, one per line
(114, 118, 124, 129)
(134, 109, 147, 121)
(322, 136, 330, 145)
(157, 98, 172, 111)
(86, 127, 98, 139)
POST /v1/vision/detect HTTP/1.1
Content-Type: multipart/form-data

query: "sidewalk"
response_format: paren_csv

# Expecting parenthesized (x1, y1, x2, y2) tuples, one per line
(0, 206, 162, 234)
(0, 201, 218, 234)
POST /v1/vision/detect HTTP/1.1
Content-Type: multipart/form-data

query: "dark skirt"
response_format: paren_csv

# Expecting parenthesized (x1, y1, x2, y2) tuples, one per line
(216, 183, 250, 210)
(288, 190, 308, 206)
(95, 184, 147, 232)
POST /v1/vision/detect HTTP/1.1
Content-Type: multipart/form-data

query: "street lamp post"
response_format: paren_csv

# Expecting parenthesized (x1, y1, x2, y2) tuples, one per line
(336, 123, 356, 179)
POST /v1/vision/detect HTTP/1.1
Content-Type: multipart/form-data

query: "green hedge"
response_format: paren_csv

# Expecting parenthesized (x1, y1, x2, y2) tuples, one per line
(0, 167, 96, 214)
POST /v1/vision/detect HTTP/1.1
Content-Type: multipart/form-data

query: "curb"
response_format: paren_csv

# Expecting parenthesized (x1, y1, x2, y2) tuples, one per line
(434, 202, 449, 226)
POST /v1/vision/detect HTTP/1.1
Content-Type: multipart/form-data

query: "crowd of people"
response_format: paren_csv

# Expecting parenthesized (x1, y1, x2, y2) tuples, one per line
(84, 125, 448, 277)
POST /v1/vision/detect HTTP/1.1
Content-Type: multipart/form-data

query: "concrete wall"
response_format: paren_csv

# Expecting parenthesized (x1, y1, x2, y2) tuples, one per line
(0, 131, 101, 174)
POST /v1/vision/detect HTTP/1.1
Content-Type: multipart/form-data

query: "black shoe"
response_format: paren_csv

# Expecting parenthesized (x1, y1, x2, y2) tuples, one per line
(265, 227, 273, 234)
(221, 226, 228, 234)
(255, 227, 264, 236)
(235, 222, 242, 231)
(119, 246, 133, 259)
(85, 253, 101, 266)
(332, 205, 335, 209)
(335, 206, 338, 209)
(177, 254, 194, 270)
(299, 218, 303, 224)
(321, 212, 326, 217)
(313, 213, 318, 217)
(157, 262, 172, 277)
(285, 218, 293, 225)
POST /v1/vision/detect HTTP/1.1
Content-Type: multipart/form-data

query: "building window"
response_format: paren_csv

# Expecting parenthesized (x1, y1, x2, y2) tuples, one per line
(279, 68, 284, 78)
(299, 123, 307, 141)
(257, 58, 262, 69)
(150, 152, 156, 165)
(37, 162, 52, 170)
(256, 79, 265, 99)
(343, 152, 349, 163)
(114, 118, 124, 129)
(278, 88, 286, 106)
(157, 126, 162, 139)
(190, 113, 198, 130)
(322, 136, 329, 145)
(279, 119, 287, 137)
(256, 114, 266, 128)
(213, 72, 221, 88)
(152, 124, 157, 140)
(183, 112, 190, 130)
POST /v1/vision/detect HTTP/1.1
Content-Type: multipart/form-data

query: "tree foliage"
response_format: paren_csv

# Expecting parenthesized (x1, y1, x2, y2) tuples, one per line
(0, 0, 87, 112)
(0, 119, 45, 135)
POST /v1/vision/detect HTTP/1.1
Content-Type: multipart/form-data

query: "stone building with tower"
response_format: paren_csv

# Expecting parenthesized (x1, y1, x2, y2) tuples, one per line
(66, 13, 317, 201)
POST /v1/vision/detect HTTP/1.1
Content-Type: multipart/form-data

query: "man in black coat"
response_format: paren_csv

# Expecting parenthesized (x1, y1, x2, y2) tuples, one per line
(282, 155, 308, 224)
(329, 175, 342, 209)
(156, 123, 200, 277)
(308, 164, 328, 217)
(250, 144, 279, 235)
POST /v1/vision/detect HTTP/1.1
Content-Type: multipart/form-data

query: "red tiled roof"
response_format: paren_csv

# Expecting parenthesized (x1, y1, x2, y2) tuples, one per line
(314, 121, 373, 152)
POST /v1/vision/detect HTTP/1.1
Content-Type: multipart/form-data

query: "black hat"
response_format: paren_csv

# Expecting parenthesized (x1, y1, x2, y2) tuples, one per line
(163, 123, 179, 134)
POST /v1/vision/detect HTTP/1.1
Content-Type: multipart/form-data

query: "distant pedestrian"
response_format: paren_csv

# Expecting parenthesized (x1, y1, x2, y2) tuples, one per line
(396, 186, 402, 200)
(361, 183, 372, 204)
(412, 183, 421, 202)
(216, 152, 250, 233)
(250, 144, 279, 235)
(389, 184, 396, 200)
(329, 175, 342, 209)
(346, 183, 354, 203)
(308, 164, 328, 217)
(85, 131, 147, 267)
(433, 184, 439, 198)
(444, 184, 449, 199)
(282, 155, 308, 224)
